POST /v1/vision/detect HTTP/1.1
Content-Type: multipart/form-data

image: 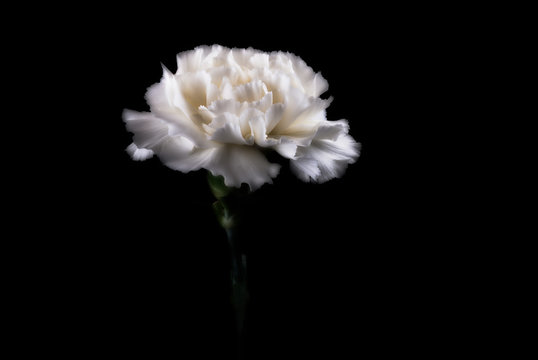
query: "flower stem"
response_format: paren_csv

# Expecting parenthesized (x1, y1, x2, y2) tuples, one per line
(208, 173, 249, 359)
(227, 227, 248, 360)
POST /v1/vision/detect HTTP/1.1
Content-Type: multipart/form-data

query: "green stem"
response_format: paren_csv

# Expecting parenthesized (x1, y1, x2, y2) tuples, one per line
(208, 173, 249, 359)
(227, 227, 248, 360)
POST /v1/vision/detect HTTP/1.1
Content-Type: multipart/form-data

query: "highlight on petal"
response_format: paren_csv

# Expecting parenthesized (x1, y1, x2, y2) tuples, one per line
(126, 143, 154, 161)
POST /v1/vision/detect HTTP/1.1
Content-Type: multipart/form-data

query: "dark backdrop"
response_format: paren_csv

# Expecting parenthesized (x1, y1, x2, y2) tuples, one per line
(25, 4, 454, 359)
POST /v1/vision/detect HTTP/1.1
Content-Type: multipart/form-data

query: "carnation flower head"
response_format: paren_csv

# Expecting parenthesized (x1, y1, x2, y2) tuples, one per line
(124, 45, 360, 190)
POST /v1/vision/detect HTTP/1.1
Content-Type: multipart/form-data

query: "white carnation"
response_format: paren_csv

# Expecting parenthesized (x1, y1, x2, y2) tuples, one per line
(124, 45, 360, 190)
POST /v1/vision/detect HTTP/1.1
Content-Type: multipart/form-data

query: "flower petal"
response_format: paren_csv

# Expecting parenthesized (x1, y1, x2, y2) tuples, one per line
(287, 53, 329, 97)
(176, 46, 204, 73)
(210, 113, 252, 145)
(126, 143, 154, 161)
(314, 119, 350, 141)
(274, 142, 297, 159)
(207, 98, 243, 115)
(253, 91, 273, 113)
(265, 103, 285, 134)
(262, 71, 292, 104)
(176, 45, 223, 74)
(310, 73, 329, 97)
(239, 108, 264, 141)
(291, 133, 360, 183)
(158, 136, 217, 173)
(249, 52, 270, 68)
(284, 97, 331, 135)
(249, 116, 279, 147)
(312, 133, 360, 161)
(272, 91, 331, 138)
(290, 157, 320, 182)
(178, 71, 213, 109)
(122, 109, 168, 149)
(270, 88, 311, 134)
(208, 145, 280, 190)
(232, 80, 268, 102)
(144, 71, 209, 146)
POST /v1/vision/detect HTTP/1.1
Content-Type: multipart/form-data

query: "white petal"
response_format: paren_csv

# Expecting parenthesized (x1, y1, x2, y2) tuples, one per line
(144, 74, 208, 146)
(270, 88, 311, 134)
(272, 92, 330, 138)
(197, 105, 214, 123)
(310, 73, 329, 97)
(262, 71, 291, 104)
(249, 52, 270, 68)
(291, 134, 360, 183)
(158, 136, 217, 173)
(177, 71, 211, 112)
(238, 107, 264, 140)
(314, 120, 350, 141)
(273, 141, 297, 159)
(126, 143, 154, 161)
(154, 67, 191, 117)
(122, 109, 168, 149)
(219, 76, 235, 99)
(176, 47, 204, 73)
(284, 97, 331, 135)
(249, 116, 279, 147)
(227, 48, 256, 74)
(290, 157, 320, 182)
(176, 45, 223, 74)
(232, 80, 268, 102)
(206, 82, 219, 105)
(208, 145, 280, 190)
(207, 65, 233, 87)
(265, 103, 285, 134)
(312, 134, 361, 162)
(210, 113, 251, 145)
(287, 53, 329, 97)
(270, 52, 294, 73)
(207, 98, 243, 115)
(253, 91, 273, 113)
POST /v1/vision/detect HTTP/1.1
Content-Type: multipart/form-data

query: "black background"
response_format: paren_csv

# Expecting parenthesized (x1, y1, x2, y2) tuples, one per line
(17, 4, 464, 359)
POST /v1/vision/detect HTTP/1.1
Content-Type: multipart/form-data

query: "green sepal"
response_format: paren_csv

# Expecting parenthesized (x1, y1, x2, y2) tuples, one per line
(207, 173, 232, 200)
(212, 200, 235, 229)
